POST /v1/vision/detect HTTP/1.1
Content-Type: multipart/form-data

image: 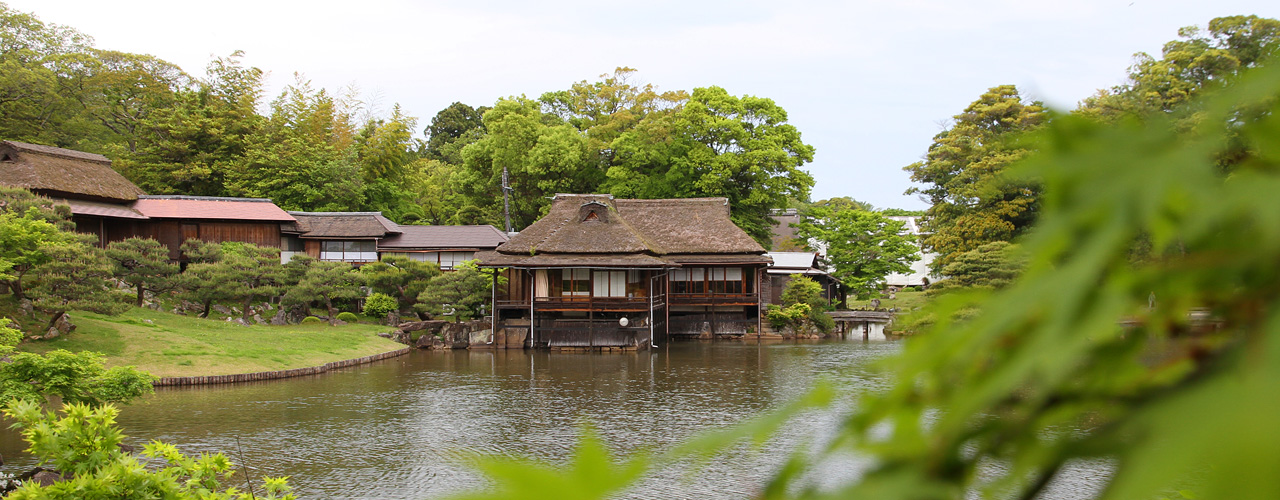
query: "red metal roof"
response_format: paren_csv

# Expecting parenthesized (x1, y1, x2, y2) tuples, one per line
(57, 198, 149, 220)
(378, 225, 508, 250)
(131, 196, 295, 221)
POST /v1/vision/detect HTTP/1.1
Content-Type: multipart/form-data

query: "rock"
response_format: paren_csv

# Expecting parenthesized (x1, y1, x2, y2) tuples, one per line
(54, 314, 74, 335)
(18, 299, 33, 317)
(270, 309, 290, 326)
(232, 318, 251, 327)
(398, 320, 447, 333)
(253, 314, 266, 325)
(330, 318, 347, 326)
(143, 319, 154, 325)
(146, 301, 161, 311)
(377, 331, 392, 339)
(44, 327, 60, 340)
(29, 469, 65, 487)
(385, 311, 400, 327)
(172, 307, 187, 315)
(231, 307, 241, 316)
(213, 305, 233, 316)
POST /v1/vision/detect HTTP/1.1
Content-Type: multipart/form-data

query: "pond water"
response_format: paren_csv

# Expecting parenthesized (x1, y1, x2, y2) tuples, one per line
(0, 340, 1108, 499)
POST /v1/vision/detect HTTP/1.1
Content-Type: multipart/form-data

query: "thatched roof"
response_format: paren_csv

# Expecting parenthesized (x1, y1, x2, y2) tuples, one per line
(378, 225, 508, 250)
(132, 196, 295, 221)
(285, 212, 401, 239)
(480, 194, 769, 268)
(0, 141, 144, 202)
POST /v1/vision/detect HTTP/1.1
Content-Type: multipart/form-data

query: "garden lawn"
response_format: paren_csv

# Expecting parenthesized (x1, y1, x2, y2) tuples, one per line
(847, 289, 929, 312)
(15, 307, 404, 378)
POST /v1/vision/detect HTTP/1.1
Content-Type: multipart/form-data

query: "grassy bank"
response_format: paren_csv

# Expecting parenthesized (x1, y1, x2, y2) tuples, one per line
(9, 304, 404, 378)
(847, 289, 929, 312)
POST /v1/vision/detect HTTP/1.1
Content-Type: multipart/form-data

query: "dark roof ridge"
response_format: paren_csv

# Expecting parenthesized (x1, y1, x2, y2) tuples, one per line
(2, 141, 111, 164)
(140, 195, 276, 202)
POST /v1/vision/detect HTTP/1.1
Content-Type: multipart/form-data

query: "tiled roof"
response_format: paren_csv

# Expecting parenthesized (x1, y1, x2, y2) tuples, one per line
(378, 225, 508, 250)
(56, 198, 149, 220)
(285, 212, 401, 238)
(131, 196, 295, 221)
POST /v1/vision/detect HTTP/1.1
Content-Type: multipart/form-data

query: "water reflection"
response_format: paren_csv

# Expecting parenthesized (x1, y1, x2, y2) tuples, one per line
(0, 341, 907, 498)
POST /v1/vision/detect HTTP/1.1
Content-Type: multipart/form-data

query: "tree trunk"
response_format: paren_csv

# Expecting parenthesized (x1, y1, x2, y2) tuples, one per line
(200, 299, 212, 318)
(136, 284, 145, 307)
(325, 295, 337, 325)
(243, 297, 254, 322)
(8, 279, 23, 300)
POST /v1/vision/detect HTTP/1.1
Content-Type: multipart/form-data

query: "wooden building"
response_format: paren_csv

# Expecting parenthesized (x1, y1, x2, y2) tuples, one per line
(478, 194, 771, 349)
(130, 196, 296, 261)
(281, 212, 402, 264)
(764, 251, 845, 306)
(378, 225, 508, 269)
(0, 140, 148, 247)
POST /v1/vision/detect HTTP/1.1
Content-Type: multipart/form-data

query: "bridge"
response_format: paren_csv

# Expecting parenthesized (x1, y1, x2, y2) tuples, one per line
(827, 310, 895, 340)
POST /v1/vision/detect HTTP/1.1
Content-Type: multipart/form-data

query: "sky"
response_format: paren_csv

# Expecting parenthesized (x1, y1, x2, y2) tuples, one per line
(9, 0, 1280, 210)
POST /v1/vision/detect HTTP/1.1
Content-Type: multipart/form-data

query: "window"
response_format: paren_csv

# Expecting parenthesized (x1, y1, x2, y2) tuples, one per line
(439, 251, 474, 270)
(321, 240, 377, 262)
(592, 270, 627, 297)
(710, 267, 744, 294)
(561, 269, 590, 296)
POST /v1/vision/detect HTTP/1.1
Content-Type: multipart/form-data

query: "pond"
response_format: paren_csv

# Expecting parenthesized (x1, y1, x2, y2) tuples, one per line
(0, 340, 1108, 499)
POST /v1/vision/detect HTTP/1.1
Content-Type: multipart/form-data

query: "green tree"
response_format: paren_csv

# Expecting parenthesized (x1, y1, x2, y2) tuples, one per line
(793, 205, 918, 297)
(0, 3, 92, 145)
(116, 52, 265, 197)
(218, 242, 283, 322)
(458, 97, 601, 229)
(0, 208, 77, 299)
(608, 86, 816, 244)
(927, 240, 1025, 293)
(3, 401, 295, 499)
(227, 76, 364, 211)
(424, 101, 489, 163)
(104, 237, 179, 306)
(0, 350, 154, 407)
(1081, 15, 1280, 121)
(284, 260, 364, 324)
(360, 255, 440, 315)
(415, 261, 492, 321)
(68, 49, 187, 153)
(27, 241, 129, 330)
(904, 85, 1046, 272)
(765, 276, 834, 335)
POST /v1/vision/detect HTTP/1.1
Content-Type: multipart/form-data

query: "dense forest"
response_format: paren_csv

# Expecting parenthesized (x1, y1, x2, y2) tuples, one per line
(0, 4, 817, 245)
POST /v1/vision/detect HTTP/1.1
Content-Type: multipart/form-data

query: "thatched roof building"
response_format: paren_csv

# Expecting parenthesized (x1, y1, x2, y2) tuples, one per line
(478, 194, 770, 268)
(0, 141, 144, 203)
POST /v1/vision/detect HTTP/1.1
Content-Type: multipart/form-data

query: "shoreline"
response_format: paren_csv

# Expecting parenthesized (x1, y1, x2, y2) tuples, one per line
(152, 347, 413, 387)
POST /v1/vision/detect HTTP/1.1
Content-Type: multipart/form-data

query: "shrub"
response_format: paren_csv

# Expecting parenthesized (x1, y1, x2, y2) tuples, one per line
(300, 316, 324, 325)
(336, 312, 359, 323)
(363, 293, 398, 318)
(808, 306, 835, 333)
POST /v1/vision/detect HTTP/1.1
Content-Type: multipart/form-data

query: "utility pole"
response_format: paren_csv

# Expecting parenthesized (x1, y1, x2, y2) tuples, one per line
(502, 165, 513, 234)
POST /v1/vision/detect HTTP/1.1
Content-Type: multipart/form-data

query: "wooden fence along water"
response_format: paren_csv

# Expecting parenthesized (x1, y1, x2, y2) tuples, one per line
(153, 348, 413, 386)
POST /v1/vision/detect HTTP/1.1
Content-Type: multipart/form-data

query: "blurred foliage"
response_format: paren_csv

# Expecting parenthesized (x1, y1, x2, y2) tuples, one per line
(447, 51, 1280, 500)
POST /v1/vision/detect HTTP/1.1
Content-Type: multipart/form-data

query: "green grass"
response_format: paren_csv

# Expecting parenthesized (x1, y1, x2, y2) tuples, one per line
(4, 298, 404, 378)
(846, 289, 930, 312)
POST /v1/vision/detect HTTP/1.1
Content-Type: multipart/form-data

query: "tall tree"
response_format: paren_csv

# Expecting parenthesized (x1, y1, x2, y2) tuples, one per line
(423, 101, 488, 163)
(904, 85, 1046, 273)
(457, 97, 601, 228)
(1081, 15, 1280, 121)
(660, 86, 816, 244)
(794, 205, 918, 297)
(0, 207, 77, 299)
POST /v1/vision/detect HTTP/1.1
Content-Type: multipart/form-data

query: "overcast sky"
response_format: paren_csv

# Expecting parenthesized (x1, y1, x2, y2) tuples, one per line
(10, 0, 1280, 209)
